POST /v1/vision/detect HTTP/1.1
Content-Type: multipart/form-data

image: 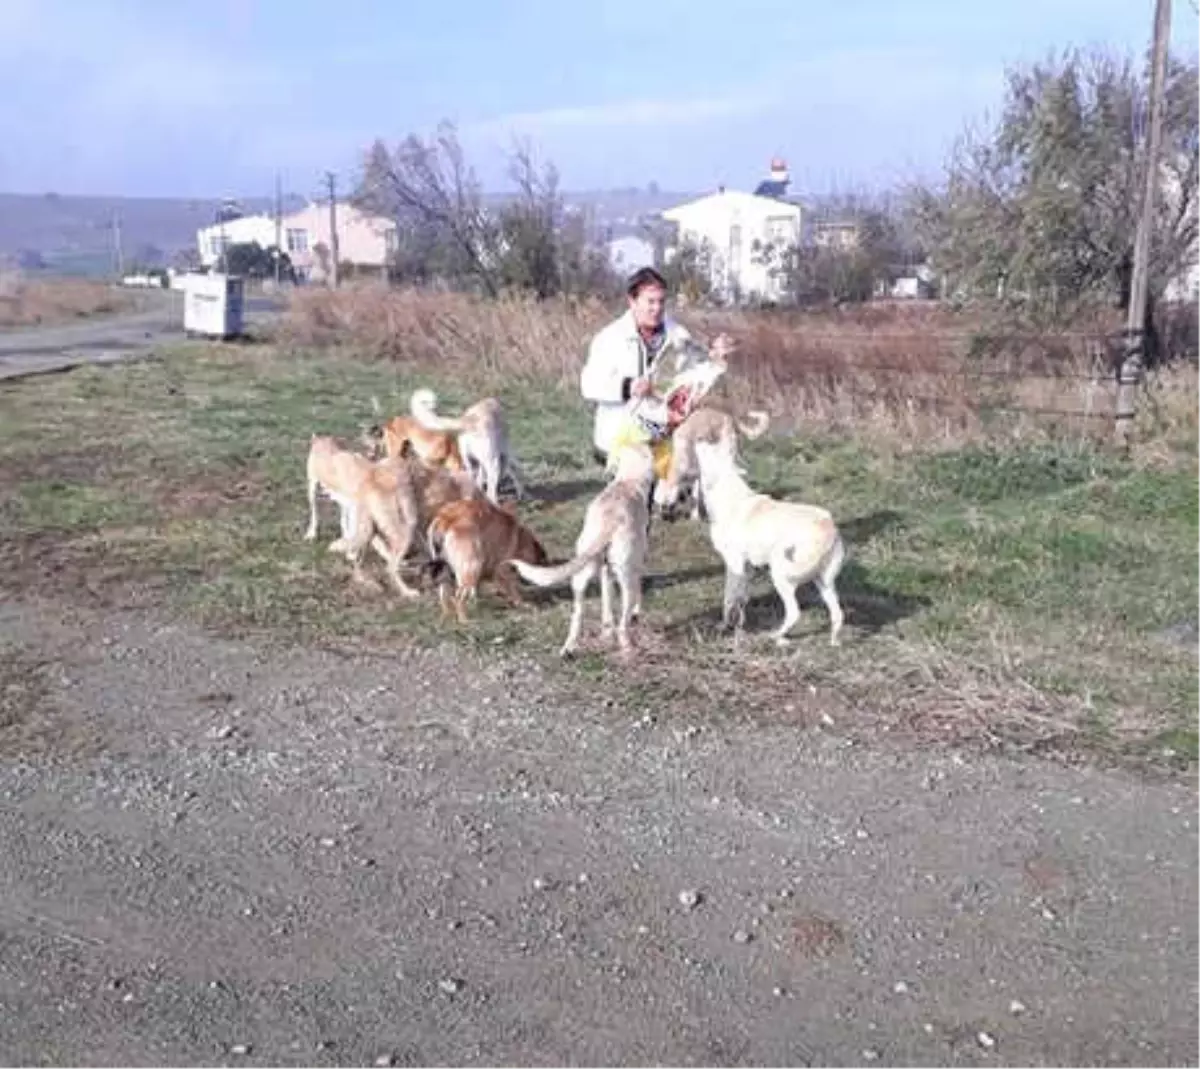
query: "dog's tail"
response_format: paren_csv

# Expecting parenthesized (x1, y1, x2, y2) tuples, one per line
(508, 519, 615, 588)
(423, 514, 451, 583)
(735, 410, 770, 439)
(410, 388, 466, 432)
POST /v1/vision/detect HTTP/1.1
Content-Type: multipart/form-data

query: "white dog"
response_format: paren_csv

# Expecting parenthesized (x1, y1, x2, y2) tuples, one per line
(657, 404, 770, 522)
(509, 444, 654, 657)
(409, 388, 525, 504)
(693, 440, 845, 646)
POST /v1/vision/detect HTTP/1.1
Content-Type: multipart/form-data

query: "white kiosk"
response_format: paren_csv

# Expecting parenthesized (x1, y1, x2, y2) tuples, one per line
(183, 273, 245, 339)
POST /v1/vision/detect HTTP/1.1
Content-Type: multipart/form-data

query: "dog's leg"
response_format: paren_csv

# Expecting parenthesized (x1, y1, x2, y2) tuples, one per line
(615, 568, 637, 654)
(814, 575, 844, 647)
(455, 563, 481, 623)
(561, 562, 597, 658)
(598, 562, 615, 640)
(769, 561, 802, 646)
(374, 535, 420, 599)
(304, 477, 320, 541)
(721, 564, 749, 633)
(814, 539, 847, 647)
(482, 454, 503, 506)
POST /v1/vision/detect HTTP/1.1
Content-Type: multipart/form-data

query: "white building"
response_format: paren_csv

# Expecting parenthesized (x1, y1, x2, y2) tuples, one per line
(606, 235, 655, 276)
(661, 160, 801, 302)
(196, 214, 278, 268)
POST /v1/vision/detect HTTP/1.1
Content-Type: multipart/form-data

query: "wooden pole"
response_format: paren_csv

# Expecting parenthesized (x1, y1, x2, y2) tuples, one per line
(325, 171, 340, 289)
(1115, 0, 1172, 446)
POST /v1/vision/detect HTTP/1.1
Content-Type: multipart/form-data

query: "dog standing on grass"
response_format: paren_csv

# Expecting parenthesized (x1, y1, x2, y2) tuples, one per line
(409, 388, 526, 504)
(693, 439, 846, 647)
(425, 498, 549, 622)
(509, 444, 654, 657)
(657, 404, 770, 522)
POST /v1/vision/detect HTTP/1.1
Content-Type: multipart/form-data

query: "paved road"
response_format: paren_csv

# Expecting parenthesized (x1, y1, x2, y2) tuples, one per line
(0, 291, 284, 381)
(0, 597, 1195, 1067)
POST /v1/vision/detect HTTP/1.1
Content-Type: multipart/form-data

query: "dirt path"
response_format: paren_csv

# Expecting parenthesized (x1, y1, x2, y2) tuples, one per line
(0, 596, 1194, 1067)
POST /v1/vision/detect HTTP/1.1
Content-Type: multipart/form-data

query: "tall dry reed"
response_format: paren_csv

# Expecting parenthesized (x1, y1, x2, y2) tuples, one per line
(0, 273, 133, 328)
(278, 284, 1196, 452)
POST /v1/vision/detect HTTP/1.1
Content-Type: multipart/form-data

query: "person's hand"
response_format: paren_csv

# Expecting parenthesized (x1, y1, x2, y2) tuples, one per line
(630, 376, 654, 399)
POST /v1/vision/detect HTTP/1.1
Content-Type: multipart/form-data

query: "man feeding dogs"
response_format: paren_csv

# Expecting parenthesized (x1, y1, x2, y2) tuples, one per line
(580, 266, 734, 517)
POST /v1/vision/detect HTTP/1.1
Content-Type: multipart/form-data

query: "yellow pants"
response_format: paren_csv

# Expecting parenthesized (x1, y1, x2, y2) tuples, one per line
(609, 422, 674, 482)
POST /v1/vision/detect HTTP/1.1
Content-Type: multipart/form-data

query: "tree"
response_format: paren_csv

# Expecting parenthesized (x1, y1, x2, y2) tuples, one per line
(355, 126, 618, 299)
(912, 48, 1198, 324)
(224, 241, 294, 281)
(354, 124, 499, 295)
(661, 232, 716, 304)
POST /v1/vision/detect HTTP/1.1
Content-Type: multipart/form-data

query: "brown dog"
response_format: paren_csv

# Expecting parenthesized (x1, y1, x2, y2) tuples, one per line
(425, 498, 548, 622)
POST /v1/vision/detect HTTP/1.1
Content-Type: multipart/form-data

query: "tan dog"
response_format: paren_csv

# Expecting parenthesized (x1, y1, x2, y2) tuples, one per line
(657, 404, 769, 522)
(410, 388, 525, 504)
(305, 435, 478, 596)
(693, 440, 845, 646)
(509, 444, 654, 657)
(425, 498, 549, 622)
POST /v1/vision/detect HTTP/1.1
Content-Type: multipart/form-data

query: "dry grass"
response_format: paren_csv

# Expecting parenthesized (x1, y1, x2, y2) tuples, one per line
(0, 273, 134, 328)
(279, 285, 1197, 454)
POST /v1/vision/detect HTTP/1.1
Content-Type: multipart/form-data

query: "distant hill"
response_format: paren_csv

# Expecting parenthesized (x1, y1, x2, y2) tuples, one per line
(0, 188, 699, 278)
(0, 192, 306, 277)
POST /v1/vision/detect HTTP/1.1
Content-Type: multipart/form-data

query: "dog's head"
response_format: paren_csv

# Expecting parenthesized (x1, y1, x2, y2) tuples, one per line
(658, 476, 697, 522)
(360, 423, 385, 459)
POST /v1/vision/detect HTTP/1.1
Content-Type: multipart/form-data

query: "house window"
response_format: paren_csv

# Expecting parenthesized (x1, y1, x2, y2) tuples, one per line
(209, 234, 229, 259)
(766, 216, 793, 245)
(286, 228, 309, 254)
(384, 228, 398, 256)
(730, 224, 742, 260)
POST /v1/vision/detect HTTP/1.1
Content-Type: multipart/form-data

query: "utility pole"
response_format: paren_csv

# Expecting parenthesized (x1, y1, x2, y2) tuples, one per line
(324, 171, 340, 289)
(1115, 0, 1172, 446)
(112, 210, 124, 279)
(274, 172, 283, 288)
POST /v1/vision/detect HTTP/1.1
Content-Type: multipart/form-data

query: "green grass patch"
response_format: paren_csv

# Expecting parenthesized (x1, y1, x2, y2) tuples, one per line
(0, 342, 1195, 763)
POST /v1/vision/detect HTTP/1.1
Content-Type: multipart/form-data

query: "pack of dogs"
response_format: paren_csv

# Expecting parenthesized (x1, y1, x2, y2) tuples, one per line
(306, 381, 846, 658)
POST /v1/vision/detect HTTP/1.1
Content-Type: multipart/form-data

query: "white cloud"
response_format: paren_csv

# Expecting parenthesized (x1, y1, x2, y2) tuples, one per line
(463, 89, 773, 140)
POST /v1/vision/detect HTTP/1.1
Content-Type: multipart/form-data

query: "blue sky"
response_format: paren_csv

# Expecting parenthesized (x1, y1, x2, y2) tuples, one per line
(1, 0, 1195, 199)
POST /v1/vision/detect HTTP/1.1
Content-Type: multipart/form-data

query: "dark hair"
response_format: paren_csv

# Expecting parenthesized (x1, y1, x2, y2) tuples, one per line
(626, 266, 667, 299)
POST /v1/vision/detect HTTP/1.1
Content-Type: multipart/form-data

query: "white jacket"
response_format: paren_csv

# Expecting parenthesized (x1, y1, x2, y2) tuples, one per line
(580, 310, 710, 453)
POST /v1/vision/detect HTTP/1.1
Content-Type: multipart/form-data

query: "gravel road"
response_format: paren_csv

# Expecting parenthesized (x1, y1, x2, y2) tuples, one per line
(0, 596, 1195, 1067)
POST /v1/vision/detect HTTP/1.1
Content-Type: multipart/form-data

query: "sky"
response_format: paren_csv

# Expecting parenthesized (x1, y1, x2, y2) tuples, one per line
(0, 0, 1196, 200)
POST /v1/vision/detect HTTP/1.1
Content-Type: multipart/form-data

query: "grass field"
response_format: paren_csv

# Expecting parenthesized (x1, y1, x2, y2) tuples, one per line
(1, 335, 1195, 768)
